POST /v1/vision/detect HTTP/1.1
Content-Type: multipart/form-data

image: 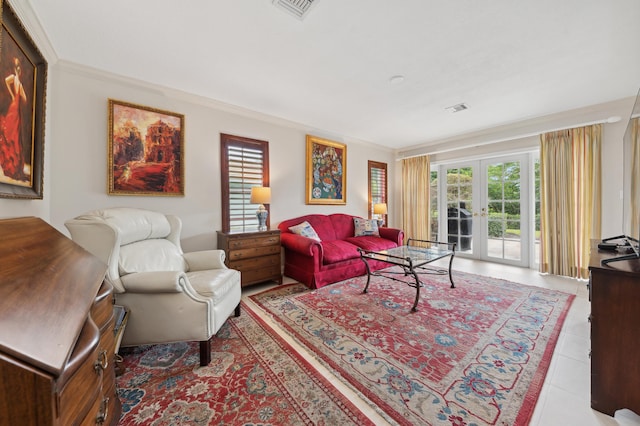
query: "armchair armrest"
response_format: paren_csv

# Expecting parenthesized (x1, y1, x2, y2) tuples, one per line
(280, 232, 322, 257)
(183, 249, 227, 271)
(120, 271, 187, 293)
(379, 227, 405, 246)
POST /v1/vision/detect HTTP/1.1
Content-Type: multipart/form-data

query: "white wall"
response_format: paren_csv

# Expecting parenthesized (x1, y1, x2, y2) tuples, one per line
(37, 63, 395, 251)
(0, 60, 634, 251)
(396, 97, 636, 240)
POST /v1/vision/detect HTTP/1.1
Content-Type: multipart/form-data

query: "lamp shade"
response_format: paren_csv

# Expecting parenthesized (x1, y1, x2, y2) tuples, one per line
(373, 203, 387, 215)
(250, 187, 271, 204)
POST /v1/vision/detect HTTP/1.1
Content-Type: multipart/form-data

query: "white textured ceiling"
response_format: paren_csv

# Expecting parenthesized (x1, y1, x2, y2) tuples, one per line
(27, 0, 640, 149)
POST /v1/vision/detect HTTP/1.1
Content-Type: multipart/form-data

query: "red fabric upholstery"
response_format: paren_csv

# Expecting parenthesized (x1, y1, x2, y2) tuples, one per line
(321, 240, 360, 264)
(278, 214, 404, 289)
(344, 235, 398, 251)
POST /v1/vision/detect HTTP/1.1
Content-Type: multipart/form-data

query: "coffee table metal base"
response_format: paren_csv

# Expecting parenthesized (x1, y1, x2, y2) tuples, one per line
(359, 239, 456, 312)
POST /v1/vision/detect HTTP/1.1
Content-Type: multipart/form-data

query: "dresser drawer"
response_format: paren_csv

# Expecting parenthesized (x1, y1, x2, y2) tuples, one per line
(241, 265, 281, 285)
(91, 281, 114, 331)
(229, 253, 280, 271)
(57, 320, 102, 426)
(228, 245, 280, 261)
(218, 230, 282, 287)
(228, 234, 280, 250)
(78, 391, 105, 426)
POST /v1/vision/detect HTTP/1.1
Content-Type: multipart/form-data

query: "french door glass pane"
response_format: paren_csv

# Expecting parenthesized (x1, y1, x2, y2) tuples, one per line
(446, 166, 473, 253)
(486, 161, 521, 261)
(430, 170, 439, 240)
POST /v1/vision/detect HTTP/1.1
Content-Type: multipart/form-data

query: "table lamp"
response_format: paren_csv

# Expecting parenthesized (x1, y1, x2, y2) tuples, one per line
(251, 186, 271, 231)
(373, 203, 387, 227)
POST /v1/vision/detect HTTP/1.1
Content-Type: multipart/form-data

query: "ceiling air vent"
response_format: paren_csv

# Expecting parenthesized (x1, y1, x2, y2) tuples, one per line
(272, 0, 317, 20)
(446, 103, 469, 113)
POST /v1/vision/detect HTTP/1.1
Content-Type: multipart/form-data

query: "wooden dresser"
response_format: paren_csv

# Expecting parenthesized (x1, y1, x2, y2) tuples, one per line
(0, 217, 121, 425)
(217, 229, 282, 287)
(588, 241, 640, 417)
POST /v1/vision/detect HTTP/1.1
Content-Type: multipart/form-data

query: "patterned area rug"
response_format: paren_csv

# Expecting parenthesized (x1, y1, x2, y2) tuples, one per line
(116, 303, 374, 425)
(250, 268, 574, 426)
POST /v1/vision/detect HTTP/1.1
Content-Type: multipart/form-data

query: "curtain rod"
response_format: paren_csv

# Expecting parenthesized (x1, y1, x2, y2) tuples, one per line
(396, 116, 621, 161)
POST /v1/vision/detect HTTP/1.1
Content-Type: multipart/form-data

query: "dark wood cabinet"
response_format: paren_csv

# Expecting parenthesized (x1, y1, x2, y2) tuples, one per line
(0, 217, 121, 426)
(217, 230, 283, 287)
(588, 241, 640, 416)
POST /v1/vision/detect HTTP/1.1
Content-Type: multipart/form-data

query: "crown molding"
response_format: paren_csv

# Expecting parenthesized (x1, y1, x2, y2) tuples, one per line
(55, 59, 392, 152)
(12, 0, 58, 63)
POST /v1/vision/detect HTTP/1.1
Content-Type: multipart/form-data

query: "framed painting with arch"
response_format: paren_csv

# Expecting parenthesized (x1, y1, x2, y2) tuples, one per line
(0, 0, 48, 199)
(305, 135, 346, 205)
(108, 99, 185, 196)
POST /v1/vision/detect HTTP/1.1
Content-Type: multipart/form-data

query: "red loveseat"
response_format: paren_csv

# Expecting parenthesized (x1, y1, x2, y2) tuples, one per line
(278, 213, 404, 289)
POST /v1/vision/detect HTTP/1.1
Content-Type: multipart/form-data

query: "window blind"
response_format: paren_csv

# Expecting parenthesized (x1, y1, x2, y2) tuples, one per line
(220, 134, 270, 233)
(368, 161, 388, 218)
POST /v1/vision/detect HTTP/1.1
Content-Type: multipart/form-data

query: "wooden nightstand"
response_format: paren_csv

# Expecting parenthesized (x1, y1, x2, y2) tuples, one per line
(217, 229, 283, 287)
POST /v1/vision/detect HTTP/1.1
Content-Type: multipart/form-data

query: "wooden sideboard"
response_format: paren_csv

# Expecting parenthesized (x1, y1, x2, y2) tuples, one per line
(217, 229, 282, 287)
(588, 241, 640, 417)
(0, 217, 121, 425)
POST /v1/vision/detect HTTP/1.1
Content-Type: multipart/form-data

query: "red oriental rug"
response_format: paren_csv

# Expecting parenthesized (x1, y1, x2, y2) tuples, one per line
(249, 268, 574, 426)
(116, 304, 374, 425)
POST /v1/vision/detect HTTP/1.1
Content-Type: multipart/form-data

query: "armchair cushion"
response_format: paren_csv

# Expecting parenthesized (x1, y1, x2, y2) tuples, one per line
(80, 207, 173, 245)
(119, 239, 186, 274)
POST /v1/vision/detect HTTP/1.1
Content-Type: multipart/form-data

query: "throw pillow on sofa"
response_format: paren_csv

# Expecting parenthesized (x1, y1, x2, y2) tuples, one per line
(353, 217, 379, 237)
(289, 221, 321, 241)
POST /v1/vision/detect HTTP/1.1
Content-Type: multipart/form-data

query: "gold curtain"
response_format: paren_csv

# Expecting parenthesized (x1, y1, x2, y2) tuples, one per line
(539, 124, 602, 279)
(631, 118, 640, 238)
(401, 155, 430, 240)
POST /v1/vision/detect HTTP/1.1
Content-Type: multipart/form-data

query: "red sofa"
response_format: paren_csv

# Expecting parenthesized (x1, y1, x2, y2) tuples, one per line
(278, 213, 404, 289)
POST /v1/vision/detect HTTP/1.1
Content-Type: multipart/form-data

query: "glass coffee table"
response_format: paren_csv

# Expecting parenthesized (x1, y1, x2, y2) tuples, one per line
(358, 238, 456, 312)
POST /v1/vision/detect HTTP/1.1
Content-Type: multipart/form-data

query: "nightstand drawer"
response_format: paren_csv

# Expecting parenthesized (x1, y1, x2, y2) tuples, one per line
(217, 230, 283, 287)
(229, 235, 280, 250)
(228, 245, 280, 261)
(229, 253, 280, 271)
(240, 265, 281, 286)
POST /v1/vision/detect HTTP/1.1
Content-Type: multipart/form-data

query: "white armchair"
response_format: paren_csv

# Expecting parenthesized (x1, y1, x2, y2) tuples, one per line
(65, 207, 241, 366)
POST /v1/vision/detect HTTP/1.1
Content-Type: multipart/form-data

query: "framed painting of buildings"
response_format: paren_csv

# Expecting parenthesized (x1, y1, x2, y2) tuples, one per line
(0, 0, 48, 199)
(305, 135, 346, 205)
(108, 99, 184, 196)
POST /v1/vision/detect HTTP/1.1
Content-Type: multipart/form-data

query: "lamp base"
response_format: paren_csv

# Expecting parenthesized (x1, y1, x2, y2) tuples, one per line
(256, 210, 268, 232)
(377, 219, 384, 228)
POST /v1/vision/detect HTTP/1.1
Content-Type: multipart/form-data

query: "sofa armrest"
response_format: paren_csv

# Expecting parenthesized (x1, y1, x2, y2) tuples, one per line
(379, 227, 405, 246)
(183, 250, 227, 271)
(280, 232, 322, 257)
(120, 271, 187, 293)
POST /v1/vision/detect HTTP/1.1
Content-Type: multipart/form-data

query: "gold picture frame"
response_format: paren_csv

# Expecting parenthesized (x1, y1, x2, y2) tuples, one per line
(108, 99, 184, 196)
(306, 135, 346, 205)
(0, 0, 47, 199)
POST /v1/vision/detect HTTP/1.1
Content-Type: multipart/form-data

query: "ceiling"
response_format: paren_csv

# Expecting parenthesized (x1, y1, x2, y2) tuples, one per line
(26, 0, 640, 150)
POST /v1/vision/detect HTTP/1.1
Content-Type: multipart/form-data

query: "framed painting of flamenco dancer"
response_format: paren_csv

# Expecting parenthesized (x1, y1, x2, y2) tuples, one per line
(108, 99, 185, 196)
(305, 135, 347, 205)
(0, 0, 47, 199)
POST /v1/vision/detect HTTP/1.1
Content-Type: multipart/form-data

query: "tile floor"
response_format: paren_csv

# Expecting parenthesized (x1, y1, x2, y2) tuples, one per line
(243, 258, 640, 426)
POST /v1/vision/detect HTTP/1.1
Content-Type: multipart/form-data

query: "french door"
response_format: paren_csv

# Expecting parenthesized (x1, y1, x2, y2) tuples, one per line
(438, 154, 530, 267)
